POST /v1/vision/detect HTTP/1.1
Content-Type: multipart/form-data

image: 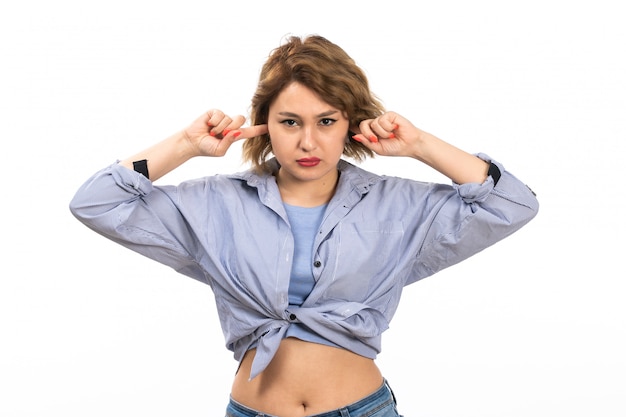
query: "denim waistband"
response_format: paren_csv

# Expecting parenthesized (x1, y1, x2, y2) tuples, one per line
(226, 379, 398, 417)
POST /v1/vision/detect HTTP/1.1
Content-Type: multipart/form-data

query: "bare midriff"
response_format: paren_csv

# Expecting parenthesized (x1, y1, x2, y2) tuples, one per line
(230, 337, 384, 417)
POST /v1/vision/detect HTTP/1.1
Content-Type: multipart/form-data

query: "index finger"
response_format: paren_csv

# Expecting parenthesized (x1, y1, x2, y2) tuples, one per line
(236, 124, 268, 139)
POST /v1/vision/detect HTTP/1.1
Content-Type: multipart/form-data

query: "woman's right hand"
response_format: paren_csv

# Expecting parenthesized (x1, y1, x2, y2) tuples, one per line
(120, 109, 268, 181)
(183, 109, 268, 157)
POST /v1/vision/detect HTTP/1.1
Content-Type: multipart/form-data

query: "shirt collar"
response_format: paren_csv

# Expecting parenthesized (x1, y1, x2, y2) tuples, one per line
(230, 158, 381, 198)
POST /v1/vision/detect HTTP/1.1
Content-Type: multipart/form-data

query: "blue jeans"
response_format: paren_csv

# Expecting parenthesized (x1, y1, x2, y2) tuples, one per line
(225, 379, 403, 417)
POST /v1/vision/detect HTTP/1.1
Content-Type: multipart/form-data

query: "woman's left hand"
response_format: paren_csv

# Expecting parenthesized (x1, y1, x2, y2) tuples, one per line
(352, 111, 425, 158)
(354, 111, 491, 184)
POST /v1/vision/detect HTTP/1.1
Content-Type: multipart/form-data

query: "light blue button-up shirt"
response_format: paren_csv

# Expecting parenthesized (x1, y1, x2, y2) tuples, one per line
(70, 155, 538, 380)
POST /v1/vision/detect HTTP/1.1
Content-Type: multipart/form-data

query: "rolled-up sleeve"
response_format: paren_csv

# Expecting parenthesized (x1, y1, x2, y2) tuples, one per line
(69, 162, 207, 282)
(409, 154, 539, 283)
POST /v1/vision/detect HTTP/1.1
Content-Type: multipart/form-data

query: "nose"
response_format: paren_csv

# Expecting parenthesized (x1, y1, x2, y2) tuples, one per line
(299, 127, 317, 151)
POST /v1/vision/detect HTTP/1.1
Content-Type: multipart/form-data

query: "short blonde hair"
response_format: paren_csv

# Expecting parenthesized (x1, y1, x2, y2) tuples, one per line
(243, 35, 386, 173)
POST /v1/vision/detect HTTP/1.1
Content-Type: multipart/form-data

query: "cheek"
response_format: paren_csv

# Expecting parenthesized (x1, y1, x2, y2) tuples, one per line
(329, 132, 349, 151)
(268, 136, 292, 162)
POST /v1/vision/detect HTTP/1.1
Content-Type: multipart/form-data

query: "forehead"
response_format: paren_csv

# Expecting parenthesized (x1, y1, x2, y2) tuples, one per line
(270, 82, 340, 115)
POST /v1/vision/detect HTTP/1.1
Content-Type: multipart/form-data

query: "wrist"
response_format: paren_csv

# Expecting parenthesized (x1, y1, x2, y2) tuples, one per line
(178, 129, 203, 160)
(408, 130, 436, 162)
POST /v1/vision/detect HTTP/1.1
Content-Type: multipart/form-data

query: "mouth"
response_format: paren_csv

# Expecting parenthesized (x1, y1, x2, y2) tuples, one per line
(296, 157, 321, 167)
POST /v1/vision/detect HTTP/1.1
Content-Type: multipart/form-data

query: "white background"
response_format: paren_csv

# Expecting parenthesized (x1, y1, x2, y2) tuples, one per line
(1, 1, 624, 416)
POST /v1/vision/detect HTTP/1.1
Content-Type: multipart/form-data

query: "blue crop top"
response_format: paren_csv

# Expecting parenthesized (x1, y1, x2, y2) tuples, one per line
(284, 203, 326, 305)
(283, 203, 339, 348)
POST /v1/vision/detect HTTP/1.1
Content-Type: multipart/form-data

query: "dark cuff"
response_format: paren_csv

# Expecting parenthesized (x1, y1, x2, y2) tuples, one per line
(488, 162, 501, 186)
(132, 159, 149, 179)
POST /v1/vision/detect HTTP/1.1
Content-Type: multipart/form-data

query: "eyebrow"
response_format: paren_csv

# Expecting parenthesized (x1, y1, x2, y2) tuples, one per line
(277, 110, 339, 118)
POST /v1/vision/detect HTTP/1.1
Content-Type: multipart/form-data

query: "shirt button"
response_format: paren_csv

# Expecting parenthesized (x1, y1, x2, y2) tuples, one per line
(313, 260, 322, 267)
(289, 313, 297, 321)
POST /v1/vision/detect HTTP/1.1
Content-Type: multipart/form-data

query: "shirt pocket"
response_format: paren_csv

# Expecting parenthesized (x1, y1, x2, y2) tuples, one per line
(322, 221, 405, 300)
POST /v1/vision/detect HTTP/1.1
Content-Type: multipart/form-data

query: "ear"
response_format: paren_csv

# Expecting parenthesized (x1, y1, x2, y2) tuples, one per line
(346, 130, 357, 144)
(347, 128, 362, 142)
(349, 126, 361, 135)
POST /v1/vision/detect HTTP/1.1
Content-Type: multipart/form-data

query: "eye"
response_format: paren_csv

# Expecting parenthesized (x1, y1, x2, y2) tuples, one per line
(280, 119, 298, 127)
(319, 118, 336, 126)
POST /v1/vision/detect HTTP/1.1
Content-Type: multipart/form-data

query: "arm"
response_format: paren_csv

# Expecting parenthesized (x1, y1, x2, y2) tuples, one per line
(119, 109, 267, 181)
(69, 110, 268, 280)
(352, 111, 489, 185)
(353, 112, 538, 283)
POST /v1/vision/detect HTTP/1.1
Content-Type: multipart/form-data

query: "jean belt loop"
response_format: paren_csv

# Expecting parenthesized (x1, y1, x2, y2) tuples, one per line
(384, 379, 398, 405)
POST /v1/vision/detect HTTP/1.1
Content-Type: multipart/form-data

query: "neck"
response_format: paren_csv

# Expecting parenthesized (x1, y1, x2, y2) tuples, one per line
(276, 170, 339, 207)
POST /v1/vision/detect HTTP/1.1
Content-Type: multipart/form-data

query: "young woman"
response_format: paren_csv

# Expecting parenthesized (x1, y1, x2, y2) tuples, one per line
(70, 35, 539, 417)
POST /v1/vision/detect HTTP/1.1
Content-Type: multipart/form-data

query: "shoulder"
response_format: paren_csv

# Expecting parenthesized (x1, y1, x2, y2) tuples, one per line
(338, 159, 435, 194)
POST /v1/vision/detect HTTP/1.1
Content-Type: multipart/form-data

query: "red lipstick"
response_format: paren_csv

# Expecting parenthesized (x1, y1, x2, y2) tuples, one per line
(297, 157, 321, 167)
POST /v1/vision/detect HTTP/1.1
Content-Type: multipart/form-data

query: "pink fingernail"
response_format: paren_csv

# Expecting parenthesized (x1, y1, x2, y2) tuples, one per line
(223, 129, 231, 136)
(388, 133, 395, 139)
(233, 131, 241, 138)
(352, 135, 362, 142)
(209, 131, 216, 137)
(370, 135, 378, 143)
